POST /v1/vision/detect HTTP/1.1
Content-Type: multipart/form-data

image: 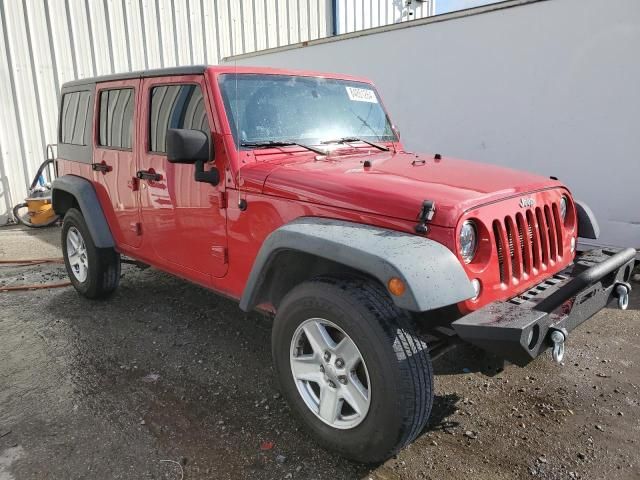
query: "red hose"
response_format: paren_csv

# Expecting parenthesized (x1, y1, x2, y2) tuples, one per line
(0, 257, 70, 292)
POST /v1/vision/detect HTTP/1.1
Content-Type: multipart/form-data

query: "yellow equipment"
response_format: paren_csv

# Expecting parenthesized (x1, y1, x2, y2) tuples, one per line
(12, 145, 59, 228)
(23, 197, 56, 225)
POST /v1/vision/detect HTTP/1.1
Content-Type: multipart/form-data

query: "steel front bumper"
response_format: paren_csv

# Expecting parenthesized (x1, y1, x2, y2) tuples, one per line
(452, 248, 637, 366)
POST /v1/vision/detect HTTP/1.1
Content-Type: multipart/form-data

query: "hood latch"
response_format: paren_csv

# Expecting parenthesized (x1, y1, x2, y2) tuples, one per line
(415, 200, 436, 234)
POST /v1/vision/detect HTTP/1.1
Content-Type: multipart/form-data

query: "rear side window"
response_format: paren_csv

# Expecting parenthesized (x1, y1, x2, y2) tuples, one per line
(149, 84, 210, 154)
(98, 88, 134, 149)
(60, 91, 91, 145)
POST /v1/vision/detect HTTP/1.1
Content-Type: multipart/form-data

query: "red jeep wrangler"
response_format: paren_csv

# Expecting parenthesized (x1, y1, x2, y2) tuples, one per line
(52, 65, 636, 462)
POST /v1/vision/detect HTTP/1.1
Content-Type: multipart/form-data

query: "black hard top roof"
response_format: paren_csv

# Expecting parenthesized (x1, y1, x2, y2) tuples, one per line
(62, 65, 208, 89)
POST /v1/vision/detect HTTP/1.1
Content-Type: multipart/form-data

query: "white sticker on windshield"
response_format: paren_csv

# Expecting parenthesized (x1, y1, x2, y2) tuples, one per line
(345, 86, 378, 103)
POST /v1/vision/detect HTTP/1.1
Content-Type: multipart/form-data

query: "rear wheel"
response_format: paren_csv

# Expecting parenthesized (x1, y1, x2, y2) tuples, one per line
(272, 276, 433, 463)
(62, 208, 120, 299)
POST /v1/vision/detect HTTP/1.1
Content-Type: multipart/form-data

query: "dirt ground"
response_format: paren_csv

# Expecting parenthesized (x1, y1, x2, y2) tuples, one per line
(0, 224, 638, 480)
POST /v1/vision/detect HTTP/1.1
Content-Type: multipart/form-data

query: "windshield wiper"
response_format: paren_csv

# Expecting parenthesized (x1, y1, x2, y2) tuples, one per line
(320, 137, 389, 151)
(240, 140, 327, 155)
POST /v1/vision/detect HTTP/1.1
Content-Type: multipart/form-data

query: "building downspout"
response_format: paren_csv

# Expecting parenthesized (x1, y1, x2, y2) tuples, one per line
(331, 0, 338, 35)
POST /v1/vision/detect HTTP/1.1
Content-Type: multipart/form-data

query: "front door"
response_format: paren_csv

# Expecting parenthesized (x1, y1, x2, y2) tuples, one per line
(137, 75, 228, 282)
(93, 79, 142, 248)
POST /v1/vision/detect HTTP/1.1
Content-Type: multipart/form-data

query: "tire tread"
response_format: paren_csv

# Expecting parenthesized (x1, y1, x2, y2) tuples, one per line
(300, 276, 433, 460)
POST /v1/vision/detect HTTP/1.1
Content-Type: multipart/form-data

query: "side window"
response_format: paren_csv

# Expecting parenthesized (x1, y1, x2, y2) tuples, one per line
(98, 88, 134, 149)
(60, 91, 91, 145)
(149, 84, 210, 154)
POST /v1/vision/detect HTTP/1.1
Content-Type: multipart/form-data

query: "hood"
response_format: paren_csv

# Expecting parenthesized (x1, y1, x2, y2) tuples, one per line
(243, 149, 563, 227)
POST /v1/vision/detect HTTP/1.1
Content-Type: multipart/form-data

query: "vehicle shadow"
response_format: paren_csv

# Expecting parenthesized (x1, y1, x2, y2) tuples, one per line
(425, 393, 461, 434)
(627, 275, 640, 310)
(432, 344, 506, 377)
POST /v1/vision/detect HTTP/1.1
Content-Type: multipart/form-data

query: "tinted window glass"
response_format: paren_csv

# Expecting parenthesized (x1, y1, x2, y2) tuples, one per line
(150, 84, 210, 153)
(60, 91, 91, 145)
(98, 88, 134, 149)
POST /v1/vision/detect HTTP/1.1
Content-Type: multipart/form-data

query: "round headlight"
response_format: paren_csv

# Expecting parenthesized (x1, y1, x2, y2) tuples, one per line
(559, 196, 568, 221)
(459, 221, 478, 263)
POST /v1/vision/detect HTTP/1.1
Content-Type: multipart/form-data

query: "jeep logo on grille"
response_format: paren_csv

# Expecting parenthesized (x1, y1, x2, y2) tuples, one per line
(519, 197, 535, 208)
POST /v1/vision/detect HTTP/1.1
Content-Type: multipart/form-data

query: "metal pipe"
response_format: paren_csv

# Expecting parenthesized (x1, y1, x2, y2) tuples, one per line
(331, 0, 338, 35)
(536, 248, 636, 313)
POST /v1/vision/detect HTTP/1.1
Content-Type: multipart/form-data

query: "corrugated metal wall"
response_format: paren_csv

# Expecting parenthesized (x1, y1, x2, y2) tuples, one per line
(335, 0, 435, 34)
(0, 0, 435, 223)
(0, 0, 333, 223)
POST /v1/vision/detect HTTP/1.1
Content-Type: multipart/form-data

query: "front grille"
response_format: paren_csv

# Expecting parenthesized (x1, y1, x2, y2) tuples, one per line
(493, 202, 564, 285)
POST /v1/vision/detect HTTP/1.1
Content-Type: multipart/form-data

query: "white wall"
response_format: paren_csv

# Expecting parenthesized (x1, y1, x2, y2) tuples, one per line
(227, 0, 640, 248)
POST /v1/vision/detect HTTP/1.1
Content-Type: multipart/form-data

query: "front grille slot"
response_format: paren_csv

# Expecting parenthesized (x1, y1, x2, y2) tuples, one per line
(492, 200, 563, 287)
(515, 213, 531, 275)
(526, 209, 540, 270)
(493, 220, 506, 285)
(544, 205, 557, 261)
(552, 202, 564, 257)
(505, 216, 521, 280)
(535, 207, 550, 267)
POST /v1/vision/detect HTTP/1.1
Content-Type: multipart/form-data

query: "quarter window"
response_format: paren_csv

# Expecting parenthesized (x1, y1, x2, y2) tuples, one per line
(98, 88, 134, 149)
(60, 91, 91, 145)
(149, 84, 210, 154)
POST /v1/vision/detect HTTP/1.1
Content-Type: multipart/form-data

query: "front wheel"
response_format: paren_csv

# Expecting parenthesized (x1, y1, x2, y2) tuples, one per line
(272, 276, 433, 463)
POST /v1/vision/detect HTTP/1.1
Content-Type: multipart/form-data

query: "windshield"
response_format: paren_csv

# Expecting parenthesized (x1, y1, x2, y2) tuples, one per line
(218, 74, 396, 148)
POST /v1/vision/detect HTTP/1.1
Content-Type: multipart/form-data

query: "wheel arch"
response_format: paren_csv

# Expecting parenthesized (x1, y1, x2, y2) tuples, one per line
(575, 200, 600, 240)
(239, 217, 475, 313)
(52, 175, 115, 248)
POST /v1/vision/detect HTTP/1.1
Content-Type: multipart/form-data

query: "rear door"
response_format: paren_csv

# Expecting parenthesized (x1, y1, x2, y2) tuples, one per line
(93, 79, 142, 248)
(137, 75, 228, 281)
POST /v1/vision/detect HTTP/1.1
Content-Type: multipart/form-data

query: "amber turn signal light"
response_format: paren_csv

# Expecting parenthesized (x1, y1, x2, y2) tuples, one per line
(387, 277, 406, 296)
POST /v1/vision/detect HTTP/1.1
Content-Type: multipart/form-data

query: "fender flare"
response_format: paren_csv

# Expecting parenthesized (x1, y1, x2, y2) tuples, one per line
(575, 200, 600, 240)
(239, 217, 475, 312)
(52, 175, 115, 248)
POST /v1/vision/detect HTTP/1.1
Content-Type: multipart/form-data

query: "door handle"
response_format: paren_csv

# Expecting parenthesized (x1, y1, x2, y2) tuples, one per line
(92, 161, 112, 173)
(136, 169, 162, 181)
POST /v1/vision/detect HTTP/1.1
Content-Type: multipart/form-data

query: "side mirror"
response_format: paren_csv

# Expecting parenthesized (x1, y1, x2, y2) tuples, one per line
(167, 128, 211, 164)
(167, 128, 219, 186)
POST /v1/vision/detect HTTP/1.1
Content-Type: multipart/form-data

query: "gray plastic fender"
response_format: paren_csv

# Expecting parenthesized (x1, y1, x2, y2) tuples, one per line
(575, 200, 600, 240)
(52, 175, 115, 248)
(239, 217, 475, 312)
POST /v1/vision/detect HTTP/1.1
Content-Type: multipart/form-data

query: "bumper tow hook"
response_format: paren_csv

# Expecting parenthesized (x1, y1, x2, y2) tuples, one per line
(549, 328, 568, 364)
(614, 283, 631, 310)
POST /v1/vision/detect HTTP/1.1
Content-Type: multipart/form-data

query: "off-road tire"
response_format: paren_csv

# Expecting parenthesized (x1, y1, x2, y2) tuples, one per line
(61, 208, 120, 299)
(272, 276, 433, 463)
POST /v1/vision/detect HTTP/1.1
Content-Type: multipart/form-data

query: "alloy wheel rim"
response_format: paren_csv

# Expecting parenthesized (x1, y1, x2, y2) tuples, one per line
(289, 318, 371, 429)
(66, 226, 89, 282)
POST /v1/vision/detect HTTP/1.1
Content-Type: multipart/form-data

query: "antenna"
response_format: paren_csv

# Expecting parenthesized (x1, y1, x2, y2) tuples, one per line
(233, 19, 247, 211)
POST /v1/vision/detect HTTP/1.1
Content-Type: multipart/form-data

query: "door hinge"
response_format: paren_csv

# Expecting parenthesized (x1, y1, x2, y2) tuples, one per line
(211, 246, 228, 264)
(130, 222, 142, 235)
(129, 177, 140, 191)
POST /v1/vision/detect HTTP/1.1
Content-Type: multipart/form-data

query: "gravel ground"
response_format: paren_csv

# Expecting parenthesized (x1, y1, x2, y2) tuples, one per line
(0, 224, 638, 480)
